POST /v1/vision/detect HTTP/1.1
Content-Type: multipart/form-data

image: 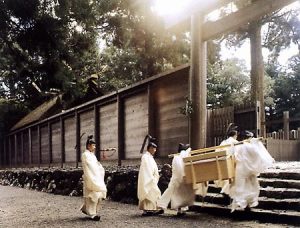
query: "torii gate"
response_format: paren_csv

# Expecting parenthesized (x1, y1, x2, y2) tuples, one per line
(163, 0, 297, 149)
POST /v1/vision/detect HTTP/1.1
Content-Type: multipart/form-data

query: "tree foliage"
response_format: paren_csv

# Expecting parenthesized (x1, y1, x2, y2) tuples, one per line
(208, 58, 250, 108)
(0, 0, 101, 109)
(95, 0, 190, 91)
(266, 55, 300, 119)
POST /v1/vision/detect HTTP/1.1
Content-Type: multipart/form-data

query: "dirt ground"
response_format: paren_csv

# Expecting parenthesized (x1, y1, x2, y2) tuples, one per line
(0, 185, 292, 228)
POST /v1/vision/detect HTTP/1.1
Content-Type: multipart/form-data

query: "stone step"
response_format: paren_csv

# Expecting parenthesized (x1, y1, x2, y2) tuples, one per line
(258, 197, 300, 212)
(208, 183, 300, 199)
(260, 187, 300, 199)
(191, 202, 300, 225)
(196, 193, 300, 212)
(260, 172, 300, 180)
(259, 178, 300, 189)
(208, 184, 300, 199)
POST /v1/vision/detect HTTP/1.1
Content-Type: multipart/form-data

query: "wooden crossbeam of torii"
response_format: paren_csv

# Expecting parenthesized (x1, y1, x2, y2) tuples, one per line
(164, 0, 233, 29)
(166, 0, 297, 36)
(202, 0, 297, 41)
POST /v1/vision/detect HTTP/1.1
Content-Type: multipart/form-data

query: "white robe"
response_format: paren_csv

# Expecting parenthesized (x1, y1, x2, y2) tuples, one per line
(157, 148, 195, 210)
(230, 139, 274, 211)
(215, 137, 238, 194)
(81, 150, 107, 216)
(138, 151, 161, 211)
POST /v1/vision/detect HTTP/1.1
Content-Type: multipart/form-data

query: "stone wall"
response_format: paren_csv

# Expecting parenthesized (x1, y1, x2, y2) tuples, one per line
(0, 164, 172, 204)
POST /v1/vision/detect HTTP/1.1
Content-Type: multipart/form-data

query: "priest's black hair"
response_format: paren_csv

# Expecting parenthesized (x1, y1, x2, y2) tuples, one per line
(147, 141, 158, 150)
(228, 130, 238, 137)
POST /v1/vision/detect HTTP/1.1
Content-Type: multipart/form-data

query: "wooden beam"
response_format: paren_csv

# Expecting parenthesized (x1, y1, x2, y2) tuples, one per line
(189, 13, 207, 149)
(48, 122, 52, 166)
(60, 117, 65, 167)
(0, 140, 2, 167)
(21, 131, 24, 166)
(8, 136, 11, 168)
(203, 0, 297, 41)
(14, 134, 17, 166)
(3, 139, 6, 167)
(266, 117, 300, 126)
(75, 111, 80, 168)
(250, 21, 265, 137)
(117, 95, 124, 166)
(38, 125, 41, 167)
(94, 104, 100, 160)
(255, 101, 261, 138)
(283, 111, 290, 140)
(147, 83, 155, 141)
(165, 0, 233, 29)
(28, 128, 32, 165)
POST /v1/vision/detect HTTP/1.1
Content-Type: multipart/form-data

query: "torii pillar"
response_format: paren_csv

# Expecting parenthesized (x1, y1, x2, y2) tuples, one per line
(249, 21, 266, 137)
(189, 13, 207, 149)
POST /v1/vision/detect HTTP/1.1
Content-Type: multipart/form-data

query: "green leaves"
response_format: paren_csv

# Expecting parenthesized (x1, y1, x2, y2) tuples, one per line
(0, 0, 102, 110)
(207, 58, 250, 108)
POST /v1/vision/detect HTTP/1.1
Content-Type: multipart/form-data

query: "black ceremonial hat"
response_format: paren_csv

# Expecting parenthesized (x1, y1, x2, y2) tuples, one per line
(86, 135, 96, 145)
(241, 130, 254, 137)
(178, 143, 190, 152)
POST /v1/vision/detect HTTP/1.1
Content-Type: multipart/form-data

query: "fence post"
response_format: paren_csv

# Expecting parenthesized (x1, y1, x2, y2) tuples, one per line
(14, 134, 17, 167)
(4, 137, 9, 167)
(8, 136, 11, 168)
(2, 140, 4, 167)
(21, 131, 24, 166)
(0, 140, 2, 168)
(38, 125, 41, 167)
(256, 101, 261, 137)
(3, 136, 8, 167)
(147, 84, 156, 152)
(283, 111, 289, 140)
(94, 104, 100, 160)
(60, 117, 65, 168)
(29, 128, 32, 166)
(75, 111, 80, 168)
(117, 94, 124, 166)
(48, 122, 52, 167)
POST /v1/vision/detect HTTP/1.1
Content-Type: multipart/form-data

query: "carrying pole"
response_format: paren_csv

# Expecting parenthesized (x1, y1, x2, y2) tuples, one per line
(168, 137, 264, 158)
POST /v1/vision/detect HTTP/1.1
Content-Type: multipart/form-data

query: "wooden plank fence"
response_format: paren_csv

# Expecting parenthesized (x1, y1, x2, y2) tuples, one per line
(1, 64, 299, 168)
(0, 65, 192, 168)
(266, 139, 300, 161)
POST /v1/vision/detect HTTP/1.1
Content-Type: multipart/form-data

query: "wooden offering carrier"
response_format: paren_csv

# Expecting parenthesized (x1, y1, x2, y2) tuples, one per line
(183, 150, 235, 189)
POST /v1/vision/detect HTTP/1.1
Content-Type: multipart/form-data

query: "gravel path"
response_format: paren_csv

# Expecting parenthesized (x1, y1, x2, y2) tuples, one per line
(0, 185, 291, 228)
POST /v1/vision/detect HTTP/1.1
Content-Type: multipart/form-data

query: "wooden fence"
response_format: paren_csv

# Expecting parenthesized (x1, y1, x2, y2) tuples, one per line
(266, 139, 300, 161)
(265, 111, 300, 161)
(266, 128, 300, 161)
(207, 102, 259, 146)
(0, 65, 190, 168)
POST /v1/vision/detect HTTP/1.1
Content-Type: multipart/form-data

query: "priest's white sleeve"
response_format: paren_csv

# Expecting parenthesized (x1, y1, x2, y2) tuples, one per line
(82, 153, 107, 194)
(138, 154, 161, 203)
